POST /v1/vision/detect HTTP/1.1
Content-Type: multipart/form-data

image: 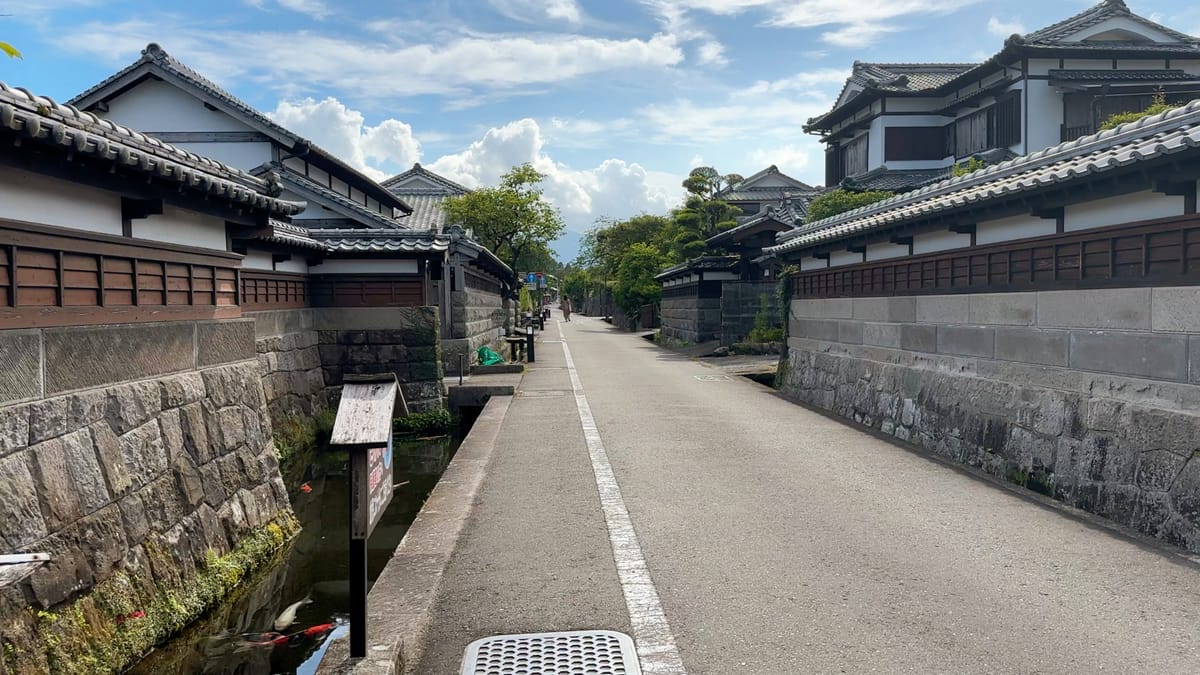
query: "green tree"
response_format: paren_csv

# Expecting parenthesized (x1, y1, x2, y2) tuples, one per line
(613, 242, 668, 315)
(443, 164, 565, 273)
(681, 166, 744, 200)
(806, 189, 894, 223)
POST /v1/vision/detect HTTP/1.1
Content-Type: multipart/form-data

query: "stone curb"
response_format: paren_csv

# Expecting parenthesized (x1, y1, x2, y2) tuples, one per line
(317, 393, 514, 675)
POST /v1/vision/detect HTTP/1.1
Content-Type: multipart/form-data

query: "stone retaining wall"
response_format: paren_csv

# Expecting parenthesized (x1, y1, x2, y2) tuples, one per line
(247, 309, 328, 423)
(444, 288, 507, 375)
(315, 307, 444, 412)
(0, 319, 291, 666)
(661, 294, 721, 343)
(778, 287, 1200, 553)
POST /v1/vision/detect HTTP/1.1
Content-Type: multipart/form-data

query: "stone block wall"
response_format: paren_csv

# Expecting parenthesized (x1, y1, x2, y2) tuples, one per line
(661, 294, 722, 343)
(720, 281, 779, 346)
(444, 287, 507, 375)
(778, 287, 1200, 553)
(247, 309, 328, 423)
(315, 306, 445, 412)
(0, 319, 290, 613)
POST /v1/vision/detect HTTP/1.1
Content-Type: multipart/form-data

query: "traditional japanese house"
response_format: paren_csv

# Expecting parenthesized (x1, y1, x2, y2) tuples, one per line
(808, 0, 1200, 194)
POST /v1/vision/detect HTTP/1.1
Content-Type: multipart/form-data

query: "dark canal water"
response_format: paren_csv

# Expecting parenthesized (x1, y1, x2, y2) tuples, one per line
(128, 434, 462, 675)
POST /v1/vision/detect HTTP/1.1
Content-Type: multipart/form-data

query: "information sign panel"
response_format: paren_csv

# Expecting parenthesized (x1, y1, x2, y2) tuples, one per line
(350, 434, 394, 539)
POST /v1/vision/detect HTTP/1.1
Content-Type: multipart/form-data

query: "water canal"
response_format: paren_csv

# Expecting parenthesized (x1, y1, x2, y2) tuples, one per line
(128, 431, 463, 674)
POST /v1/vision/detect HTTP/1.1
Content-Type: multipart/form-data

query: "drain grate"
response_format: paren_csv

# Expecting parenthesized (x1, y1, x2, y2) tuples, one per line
(461, 630, 641, 675)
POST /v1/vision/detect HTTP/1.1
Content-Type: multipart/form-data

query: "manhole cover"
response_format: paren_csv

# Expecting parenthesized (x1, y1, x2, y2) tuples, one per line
(518, 390, 568, 398)
(694, 375, 732, 382)
(461, 630, 641, 675)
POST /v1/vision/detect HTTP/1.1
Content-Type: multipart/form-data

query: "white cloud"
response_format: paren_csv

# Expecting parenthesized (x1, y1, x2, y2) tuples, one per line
(245, 0, 332, 19)
(987, 16, 1026, 38)
(429, 119, 677, 233)
(268, 97, 422, 180)
(643, 0, 979, 50)
(697, 41, 728, 66)
(490, 0, 584, 24)
(745, 144, 816, 180)
(59, 21, 685, 103)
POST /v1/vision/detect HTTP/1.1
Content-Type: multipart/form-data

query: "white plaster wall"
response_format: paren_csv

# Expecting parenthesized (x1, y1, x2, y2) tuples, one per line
(885, 98, 941, 113)
(829, 250, 864, 268)
(242, 250, 274, 271)
(131, 205, 227, 250)
(865, 242, 910, 262)
(913, 230, 972, 255)
(976, 214, 1057, 245)
(102, 79, 256, 133)
(275, 257, 309, 274)
(1071, 17, 1173, 42)
(0, 167, 123, 235)
(1063, 59, 1119, 70)
(308, 166, 330, 187)
(309, 259, 420, 274)
(1064, 191, 1185, 232)
(173, 142, 271, 171)
(331, 177, 349, 197)
(1115, 59, 1172, 70)
(1026, 80, 1063, 154)
(800, 256, 829, 272)
(868, 118, 885, 170)
(1027, 59, 1056, 77)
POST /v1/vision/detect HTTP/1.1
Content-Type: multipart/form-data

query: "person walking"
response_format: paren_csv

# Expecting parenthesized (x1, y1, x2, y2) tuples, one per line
(560, 296, 572, 322)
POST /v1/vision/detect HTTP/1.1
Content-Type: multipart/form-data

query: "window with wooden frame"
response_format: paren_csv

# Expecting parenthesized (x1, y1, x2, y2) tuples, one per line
(956, 107, 994, 157)
(995, 91, 1022, 149)
(843, 134, 870, 177)
(884, 126, 947, 161)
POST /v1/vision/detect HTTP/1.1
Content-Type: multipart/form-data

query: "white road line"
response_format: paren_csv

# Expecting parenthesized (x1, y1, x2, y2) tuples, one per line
(559, 323, 688, 675)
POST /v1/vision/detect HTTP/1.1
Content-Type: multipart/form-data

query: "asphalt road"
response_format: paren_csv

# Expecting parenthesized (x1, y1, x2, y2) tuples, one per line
(419, 315, 1200, 674)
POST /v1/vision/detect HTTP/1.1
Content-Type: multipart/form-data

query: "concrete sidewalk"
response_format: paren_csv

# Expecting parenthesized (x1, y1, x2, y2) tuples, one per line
(407, 314, 1200, 674)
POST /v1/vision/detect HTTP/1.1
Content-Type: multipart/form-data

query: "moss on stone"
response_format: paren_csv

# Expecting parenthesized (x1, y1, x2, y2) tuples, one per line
(3, 512, 299, 674)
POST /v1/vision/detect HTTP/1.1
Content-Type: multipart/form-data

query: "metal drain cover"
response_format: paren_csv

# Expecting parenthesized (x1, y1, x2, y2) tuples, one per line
(461, 630, 641, 675)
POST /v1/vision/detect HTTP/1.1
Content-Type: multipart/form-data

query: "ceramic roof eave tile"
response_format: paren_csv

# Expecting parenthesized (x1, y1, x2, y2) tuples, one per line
(382, 162, 473, 194)
(67, 43, 411, 215)
(767, 100, 1200, 257)
(0, 81, 305, 218)
(654, 255, 740, 281)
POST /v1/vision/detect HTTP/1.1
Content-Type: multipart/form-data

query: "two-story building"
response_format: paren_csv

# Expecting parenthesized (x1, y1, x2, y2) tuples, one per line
(715, 164, 818, 222)
(808, 0, 1200, 193)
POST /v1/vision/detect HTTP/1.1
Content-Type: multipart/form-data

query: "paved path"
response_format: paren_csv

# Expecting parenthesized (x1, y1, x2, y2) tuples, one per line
(417, 315, 1200, 674)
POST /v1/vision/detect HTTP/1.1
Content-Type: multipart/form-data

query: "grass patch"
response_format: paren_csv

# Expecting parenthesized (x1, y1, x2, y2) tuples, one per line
(393, 408, 455, 435)
(273, 408, 336, 467)
(4, 513, 300, 674)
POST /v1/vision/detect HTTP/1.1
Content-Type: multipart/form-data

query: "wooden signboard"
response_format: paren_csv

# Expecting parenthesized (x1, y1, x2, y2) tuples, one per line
(328, 373, 406, 658)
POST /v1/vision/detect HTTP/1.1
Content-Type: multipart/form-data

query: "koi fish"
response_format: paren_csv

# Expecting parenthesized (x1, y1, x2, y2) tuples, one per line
(273, 595, 313, 631)
(269, 623, 335, 646)
(299, 482, 313, 493)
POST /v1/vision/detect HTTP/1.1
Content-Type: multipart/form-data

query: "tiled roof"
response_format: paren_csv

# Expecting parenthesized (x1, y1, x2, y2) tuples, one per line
(841, 167, 950, 193)
(263, 166, 409, 231)
(447, 225, 514, 281)
(719, 165, 814, 196)
(261, 219, 324, 250)
(0, 81, 305, 218)
(1024, 0, 1197, 46)
(655, 255, 740, 281)
(68, 43, 410, 214)
(768, 99, 1200, 256)
(707, 207, 801, 247)
(396, 193, 453, 231)
(808, 62, 978, 131)
(308, 229, 448, 254)
(384, 163, 473, 233)
(1048, 68, 1196, 82)
(382, 163, 472, 194)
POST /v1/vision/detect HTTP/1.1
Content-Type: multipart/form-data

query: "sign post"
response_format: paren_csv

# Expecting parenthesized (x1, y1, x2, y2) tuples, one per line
(328, 374, 404, 659)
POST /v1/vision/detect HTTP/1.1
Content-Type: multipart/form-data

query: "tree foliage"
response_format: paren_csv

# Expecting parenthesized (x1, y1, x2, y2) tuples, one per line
(1099, 90, 1178, 131)
(681, 166, 743, 200)
(613, 242, 669, 314)
(442, 164, 564, 272)
(806, 189, 894, 222)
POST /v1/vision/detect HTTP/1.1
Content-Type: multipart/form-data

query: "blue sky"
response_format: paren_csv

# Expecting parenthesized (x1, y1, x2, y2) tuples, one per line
(3, 0, 1199, 260)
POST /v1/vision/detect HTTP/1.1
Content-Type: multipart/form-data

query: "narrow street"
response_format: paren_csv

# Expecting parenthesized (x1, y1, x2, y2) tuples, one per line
(419, 314, 1200, 674)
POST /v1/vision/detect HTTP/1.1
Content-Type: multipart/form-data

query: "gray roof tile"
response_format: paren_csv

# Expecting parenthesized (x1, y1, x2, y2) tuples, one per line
(1024, 0, 1198, 46)
(264, 167, 412, 231)
(0, 81, 305, 218)
(309, 229, 448, 254)
(1048, 68, 1197, 82)
(769, 99, 1200, 256)
(68, 43, 410, 214)
(841, 167, 951, 193)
